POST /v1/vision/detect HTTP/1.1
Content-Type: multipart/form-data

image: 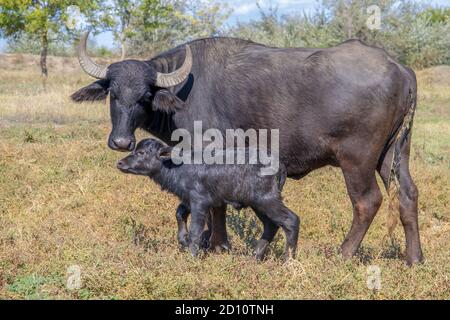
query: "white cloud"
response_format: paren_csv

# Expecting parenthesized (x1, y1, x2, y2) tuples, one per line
(229, 0, 317, 20)
(233, 3, 258, 15)
(277, 0, 316, 6)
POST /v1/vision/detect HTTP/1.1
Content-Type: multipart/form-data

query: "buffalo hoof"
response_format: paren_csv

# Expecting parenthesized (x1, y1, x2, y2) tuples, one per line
(210, 241, 231, 253)
(406, 254, 424, 267)
(254, 239, 270, 261)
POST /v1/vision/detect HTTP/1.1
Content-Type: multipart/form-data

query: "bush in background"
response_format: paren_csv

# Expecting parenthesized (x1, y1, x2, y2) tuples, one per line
(2, 0, 449, 69)
(229, 0, 450, 69)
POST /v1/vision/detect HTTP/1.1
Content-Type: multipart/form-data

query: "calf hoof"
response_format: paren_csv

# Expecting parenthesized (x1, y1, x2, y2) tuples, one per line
(177, 234, 190, 250)
(283, 246, 297, 262)
(254, 239, 270, 261)
(189, 243, 201, 257)
(200, 230, 211, 249)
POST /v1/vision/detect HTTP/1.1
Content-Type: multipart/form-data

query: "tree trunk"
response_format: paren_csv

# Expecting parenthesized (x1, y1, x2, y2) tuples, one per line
(120, 33, 126, 60)
(343, 4, 353, 39)
(40, 32, 48, 88)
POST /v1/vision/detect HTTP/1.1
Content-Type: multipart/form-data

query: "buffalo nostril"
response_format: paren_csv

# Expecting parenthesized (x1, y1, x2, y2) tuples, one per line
(112, 138, 134, 151)
(117, 161, 124, 168)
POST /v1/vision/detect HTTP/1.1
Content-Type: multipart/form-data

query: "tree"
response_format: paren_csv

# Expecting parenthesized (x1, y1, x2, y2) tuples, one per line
(420, 7, 450, 24)
(104, 0, 174, 59)
(0, 1, 105, 85)
(230, 0, 449, 69)
(127, 0, 231, 57)
(107, 0, 135, 60)
(179, 0, 232, 39)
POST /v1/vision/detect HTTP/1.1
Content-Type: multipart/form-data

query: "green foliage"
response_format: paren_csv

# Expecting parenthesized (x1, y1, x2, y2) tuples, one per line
(6, 32, 115, 57)
(7, 274, 63, 299)
(1, 0, 448, 69)
(420, 7, 450, 24)
(101, 0, 172, 59)
(0, 1, 104, 37)
(0, 0, 108, 77)
(230, 0, 450, 69)
(6, 31, 71, 56)
(127, 0, 231, 56)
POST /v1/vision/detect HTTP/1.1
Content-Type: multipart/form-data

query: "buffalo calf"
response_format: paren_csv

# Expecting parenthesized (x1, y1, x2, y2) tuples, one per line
(117, 138, 299, 260)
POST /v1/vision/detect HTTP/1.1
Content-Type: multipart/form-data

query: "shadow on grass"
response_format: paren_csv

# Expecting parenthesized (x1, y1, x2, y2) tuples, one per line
(356, 238, 404, 264)
(226, 208, 285, 259)
(121, 216, 162, 252)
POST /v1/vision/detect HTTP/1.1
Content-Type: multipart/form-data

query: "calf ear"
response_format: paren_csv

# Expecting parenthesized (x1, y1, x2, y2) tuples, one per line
(71, 79, 110, 102)
(152, 89, 184, 113)
(157, 146, 173, 161)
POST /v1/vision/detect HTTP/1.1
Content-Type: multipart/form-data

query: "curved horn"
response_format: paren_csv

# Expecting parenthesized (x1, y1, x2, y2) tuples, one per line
(77, 31, 108, 79)
(155, 45, 192, 88)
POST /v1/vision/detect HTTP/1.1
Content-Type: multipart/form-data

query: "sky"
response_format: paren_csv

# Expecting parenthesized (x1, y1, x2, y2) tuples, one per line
(0, 0, 449, 52)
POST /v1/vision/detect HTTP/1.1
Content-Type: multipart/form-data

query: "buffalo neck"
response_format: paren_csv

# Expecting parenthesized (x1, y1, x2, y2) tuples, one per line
(141, 108, 177, 144)
(150, 162, 188, 200)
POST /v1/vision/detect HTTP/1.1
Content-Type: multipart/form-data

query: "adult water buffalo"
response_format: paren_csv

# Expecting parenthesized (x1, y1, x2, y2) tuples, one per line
(71, 32, 423, 265)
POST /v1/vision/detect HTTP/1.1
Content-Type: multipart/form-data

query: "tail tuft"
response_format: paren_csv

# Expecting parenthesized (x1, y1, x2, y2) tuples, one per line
(385, 88, 417, 239)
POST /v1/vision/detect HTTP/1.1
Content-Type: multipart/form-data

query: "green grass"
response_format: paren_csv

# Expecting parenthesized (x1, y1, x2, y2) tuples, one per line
(0, 56, 449, 299)
(7, 274, 63, 300)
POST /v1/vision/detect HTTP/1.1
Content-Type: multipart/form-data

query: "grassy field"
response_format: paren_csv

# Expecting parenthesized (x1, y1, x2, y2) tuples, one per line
(0, 54, 449, 300)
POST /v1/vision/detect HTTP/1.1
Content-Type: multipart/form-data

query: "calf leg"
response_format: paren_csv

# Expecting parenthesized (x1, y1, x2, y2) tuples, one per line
(188, 201, 211, 257)
(340, 166, 383, 259)
(253, 210, 279, 261)
(253, 201, 300, 261)
(200, 211, 212, 249)
(280, 206, 300, 260)
(176, 203, 190, 248)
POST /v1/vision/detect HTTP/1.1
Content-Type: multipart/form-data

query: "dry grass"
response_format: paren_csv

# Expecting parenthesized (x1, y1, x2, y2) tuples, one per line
(0, 55, 449, 300)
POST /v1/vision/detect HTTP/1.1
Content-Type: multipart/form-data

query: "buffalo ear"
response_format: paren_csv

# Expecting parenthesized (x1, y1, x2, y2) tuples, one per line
(71, 79, 110, 102)
(157, 146, 173, 161)
(152, 89, 184, 113)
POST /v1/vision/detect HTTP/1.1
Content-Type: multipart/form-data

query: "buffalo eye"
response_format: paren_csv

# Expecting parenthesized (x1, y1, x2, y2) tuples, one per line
(139, 92, 152, 104)
(109, 90, 116, 99)
(136, 150, 145, 156)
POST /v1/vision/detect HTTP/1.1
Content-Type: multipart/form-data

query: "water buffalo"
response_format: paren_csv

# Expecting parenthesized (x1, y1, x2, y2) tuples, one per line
(71, 32, 423, 265)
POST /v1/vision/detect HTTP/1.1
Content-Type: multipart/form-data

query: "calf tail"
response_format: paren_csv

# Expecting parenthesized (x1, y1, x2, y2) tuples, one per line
(277, 163, 288, 191)
(385, 86, 417, 239)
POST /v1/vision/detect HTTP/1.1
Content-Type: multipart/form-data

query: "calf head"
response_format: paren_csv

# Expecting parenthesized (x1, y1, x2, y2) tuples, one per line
(117, 139, 173, 176)
(71, 31, 191, 151)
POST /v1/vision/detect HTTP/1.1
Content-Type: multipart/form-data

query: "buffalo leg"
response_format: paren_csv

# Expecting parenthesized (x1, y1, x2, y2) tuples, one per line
(208, 204, 231, 252)
(340, 166, 383, 259)
(396, 164, 423, 265)
(377, 140, 423, 265)
(176, 203, 190, 248)
(253, 210, 280, 261)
